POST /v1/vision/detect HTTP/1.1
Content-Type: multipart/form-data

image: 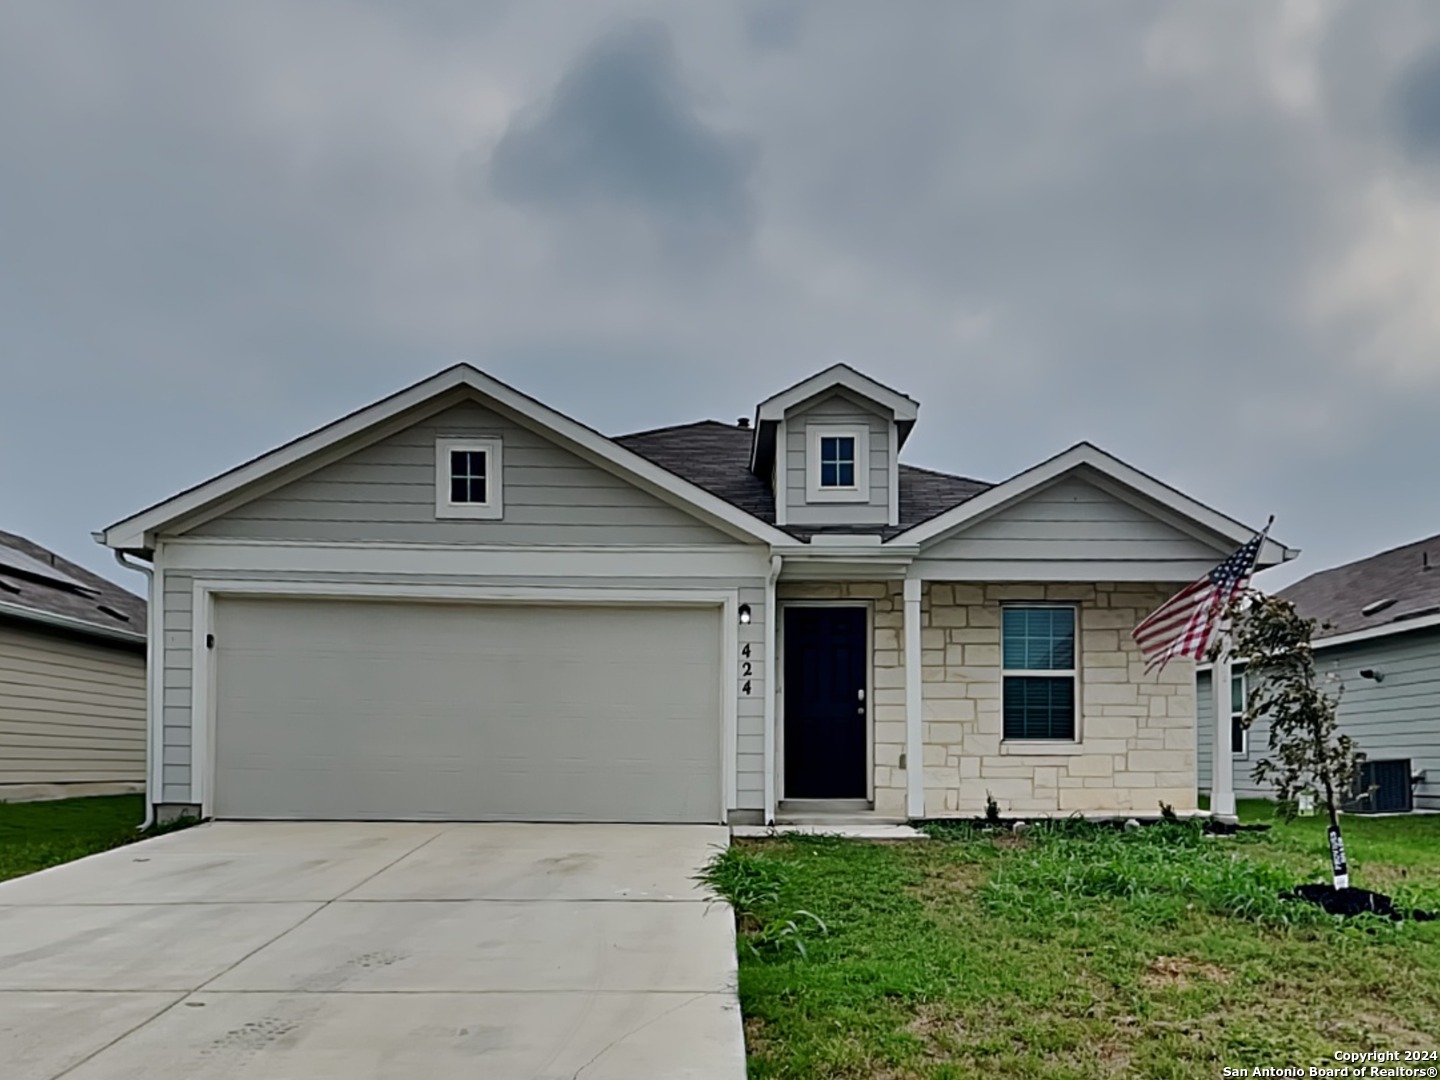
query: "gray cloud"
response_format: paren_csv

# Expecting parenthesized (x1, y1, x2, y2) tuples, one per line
(486, 20, 756, 240)
(1395, 44, 1440, 158)
(2, 2, 1440, 594)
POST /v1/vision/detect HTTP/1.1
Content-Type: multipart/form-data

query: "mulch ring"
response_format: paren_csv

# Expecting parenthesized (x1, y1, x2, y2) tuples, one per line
(1281, 883, 1436, 922)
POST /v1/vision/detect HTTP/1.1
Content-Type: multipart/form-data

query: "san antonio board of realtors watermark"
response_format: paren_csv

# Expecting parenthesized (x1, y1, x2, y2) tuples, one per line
(1222, 1050, 1439, 1077)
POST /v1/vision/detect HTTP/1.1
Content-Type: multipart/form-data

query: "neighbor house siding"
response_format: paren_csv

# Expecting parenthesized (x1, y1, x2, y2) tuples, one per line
(156, 567, 770, 812)
(923, 477, 1222, 565)
(1198, 626, 1440, 811)
(783, 392, 891, 527)
(0, 621, 145, 786)
(187, 400, 738, 546)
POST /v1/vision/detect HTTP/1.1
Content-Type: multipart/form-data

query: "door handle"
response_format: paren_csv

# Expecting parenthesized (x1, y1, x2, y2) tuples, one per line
(857, 688, 865, 701)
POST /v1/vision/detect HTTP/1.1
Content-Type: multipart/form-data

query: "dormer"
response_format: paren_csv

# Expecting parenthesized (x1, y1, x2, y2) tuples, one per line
(749, 365, 919, 528)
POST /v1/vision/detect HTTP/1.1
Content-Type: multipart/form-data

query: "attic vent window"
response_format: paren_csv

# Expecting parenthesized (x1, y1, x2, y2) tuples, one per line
(97, 604, 130, 622)
(819, 436, 856, 489)
(434, 437, 504, 520)
(806, 426, 871, 503)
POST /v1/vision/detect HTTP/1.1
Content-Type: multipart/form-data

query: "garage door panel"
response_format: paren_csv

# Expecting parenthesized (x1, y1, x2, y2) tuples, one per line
(212, 599, 722, 822)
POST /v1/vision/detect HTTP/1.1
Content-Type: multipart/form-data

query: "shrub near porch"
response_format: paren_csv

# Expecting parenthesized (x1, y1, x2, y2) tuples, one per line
(920, 582, 1195, 817)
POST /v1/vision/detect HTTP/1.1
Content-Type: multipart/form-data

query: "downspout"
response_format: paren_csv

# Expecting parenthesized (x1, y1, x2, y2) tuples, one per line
(762, 553, 783, 825)
(112, 547, 157, 831)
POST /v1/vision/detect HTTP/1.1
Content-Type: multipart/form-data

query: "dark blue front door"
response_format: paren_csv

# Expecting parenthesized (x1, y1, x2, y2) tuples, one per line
(783, 606, 867, 799)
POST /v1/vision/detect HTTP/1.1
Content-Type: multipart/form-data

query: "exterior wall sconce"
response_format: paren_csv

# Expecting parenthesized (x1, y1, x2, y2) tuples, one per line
(738, 603, 752, 625)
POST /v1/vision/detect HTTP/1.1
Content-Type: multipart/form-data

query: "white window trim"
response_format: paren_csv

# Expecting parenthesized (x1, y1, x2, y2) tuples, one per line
(435, 437, 503, 520)
(1230, 669, 1248, 757)
(999, 602, 1079, 743)
(806, 425, 870, 503)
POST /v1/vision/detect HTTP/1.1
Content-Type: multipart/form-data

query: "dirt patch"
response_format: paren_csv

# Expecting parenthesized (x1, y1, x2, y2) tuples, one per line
(1337, 1012, 1438, 1047)
(1141, 955, 1232, 990)
(743, 1015, 775, 1058)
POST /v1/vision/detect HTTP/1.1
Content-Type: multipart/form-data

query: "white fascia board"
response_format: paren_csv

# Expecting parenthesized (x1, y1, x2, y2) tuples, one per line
(103, 364, 800, 551)
(0, 598, 146, 646)
(755, 364, 919, 423)
(161, 539, 774, 579)
(888, 441, 1295, 567)
(1196, 610, 1440, 670)
(909, 559, 1217, 582)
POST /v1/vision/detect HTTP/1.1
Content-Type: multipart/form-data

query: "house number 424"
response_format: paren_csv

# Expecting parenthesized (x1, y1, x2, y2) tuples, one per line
(740, 643, 752, 695)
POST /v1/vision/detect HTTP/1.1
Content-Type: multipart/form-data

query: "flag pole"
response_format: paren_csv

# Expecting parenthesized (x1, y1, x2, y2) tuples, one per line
(1211, 515, 1273, 826)
(1211, 633, 1236, 823)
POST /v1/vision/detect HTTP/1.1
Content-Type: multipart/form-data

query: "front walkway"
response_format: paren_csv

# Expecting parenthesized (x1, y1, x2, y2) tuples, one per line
(0, 821, 745, 1080)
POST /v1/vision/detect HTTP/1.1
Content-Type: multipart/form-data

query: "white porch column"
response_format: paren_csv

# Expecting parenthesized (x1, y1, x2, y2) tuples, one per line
(1211, 650, 1237, 821)
(903, 577, 924, 819)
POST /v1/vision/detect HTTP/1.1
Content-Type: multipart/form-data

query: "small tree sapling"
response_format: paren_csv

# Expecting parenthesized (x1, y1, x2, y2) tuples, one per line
(1220, 590, 1363, 887)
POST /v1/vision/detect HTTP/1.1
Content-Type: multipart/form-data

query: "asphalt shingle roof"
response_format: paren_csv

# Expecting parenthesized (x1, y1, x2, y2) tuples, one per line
(613, 420, 991, 539)
(1278, 532, 1440, 640)
(0, 529, 146, 643)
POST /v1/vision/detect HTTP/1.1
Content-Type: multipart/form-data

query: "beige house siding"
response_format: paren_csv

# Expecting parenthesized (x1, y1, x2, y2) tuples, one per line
(0, 622, 146, 786)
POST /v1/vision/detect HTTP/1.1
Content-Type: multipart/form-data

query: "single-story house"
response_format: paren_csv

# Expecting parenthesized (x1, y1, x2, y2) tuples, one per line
(99, 363, 1293, 825)
(1199, 533, 1440, 813)
(0, 529, 147, 800)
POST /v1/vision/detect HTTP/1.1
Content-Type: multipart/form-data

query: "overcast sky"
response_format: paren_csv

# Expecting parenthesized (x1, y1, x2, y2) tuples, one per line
(5, 1, 1440, 596)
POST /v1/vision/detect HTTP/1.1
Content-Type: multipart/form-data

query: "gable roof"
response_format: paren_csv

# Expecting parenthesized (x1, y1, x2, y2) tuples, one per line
(748, 363, 920, 479)
(101, 365, 798, 552)
(0, 530, 145, 646)
(753, 363, 920, 424)
(888, 441, 1296, 567)
(1279, 532, 1440, 644)
(615, 420, 990, 540)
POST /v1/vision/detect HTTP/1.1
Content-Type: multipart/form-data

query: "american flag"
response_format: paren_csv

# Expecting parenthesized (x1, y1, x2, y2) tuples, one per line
(1132, 524, 1270, 672)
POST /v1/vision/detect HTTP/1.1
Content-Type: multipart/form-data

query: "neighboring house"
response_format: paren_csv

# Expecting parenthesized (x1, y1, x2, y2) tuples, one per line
(1199, 534, 1440, 813)
(99, 364, 1293, 825)
(0, 530, 147, 800)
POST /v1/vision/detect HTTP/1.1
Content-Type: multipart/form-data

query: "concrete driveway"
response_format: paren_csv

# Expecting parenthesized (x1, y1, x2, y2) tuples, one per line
(0, 822, 745, 1079)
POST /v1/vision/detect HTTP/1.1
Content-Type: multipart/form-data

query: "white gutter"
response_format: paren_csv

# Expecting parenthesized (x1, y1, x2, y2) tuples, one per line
(110, 547, 158, 831)
(1196, 609, 1440, 672)
(0, 598, 144, 647)
(762, 553, 782, 824)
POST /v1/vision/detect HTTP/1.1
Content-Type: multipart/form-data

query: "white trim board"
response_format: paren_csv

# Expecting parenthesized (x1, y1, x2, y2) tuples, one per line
(1197, 609, 1440, 668)
(161, 539, 772, 579)
(889, 442, 1296, 568)
(102, 364, 800, 551)
(755, 363, 919, 424)
(187, 579, 740, 821)
(0, 597, 146, 646)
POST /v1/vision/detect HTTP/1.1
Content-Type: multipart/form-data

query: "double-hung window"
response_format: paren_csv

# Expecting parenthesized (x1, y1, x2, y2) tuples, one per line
(1230, 670, 1247, 755)
(435, 437, 504, 519)
(1001, 605, 1078, 740)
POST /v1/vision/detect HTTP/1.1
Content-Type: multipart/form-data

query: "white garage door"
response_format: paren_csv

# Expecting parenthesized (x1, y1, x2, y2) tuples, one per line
(211, 597, 723, 822)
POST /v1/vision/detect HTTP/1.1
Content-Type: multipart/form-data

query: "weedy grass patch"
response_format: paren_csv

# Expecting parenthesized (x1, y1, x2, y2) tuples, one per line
(703, 809, 1440, 1079)
(0, 794, 193, 883)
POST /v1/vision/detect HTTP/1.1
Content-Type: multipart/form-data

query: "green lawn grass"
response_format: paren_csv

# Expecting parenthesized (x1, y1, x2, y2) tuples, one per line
(0, 794, 164, 883)
(705, 805, 1440, 1079)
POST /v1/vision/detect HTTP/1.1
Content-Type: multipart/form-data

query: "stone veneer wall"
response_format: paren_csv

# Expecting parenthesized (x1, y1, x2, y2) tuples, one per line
(921, 582, 1196, 817)
(777, 581, 1195, 819)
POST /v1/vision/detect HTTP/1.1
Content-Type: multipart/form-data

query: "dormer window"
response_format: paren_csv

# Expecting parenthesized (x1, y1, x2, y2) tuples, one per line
(435, 437, 504, 519)
(807, 425, 869, 503)
(819, 436, 856, 489)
